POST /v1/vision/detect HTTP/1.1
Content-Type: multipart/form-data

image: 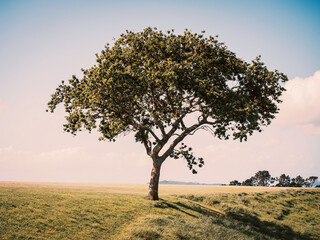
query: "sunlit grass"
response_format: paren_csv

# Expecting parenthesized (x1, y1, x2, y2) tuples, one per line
(0, 182, 319, 239)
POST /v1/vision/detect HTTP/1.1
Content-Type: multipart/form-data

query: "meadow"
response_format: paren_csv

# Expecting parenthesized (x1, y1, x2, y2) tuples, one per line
(0, 181, 319, 239)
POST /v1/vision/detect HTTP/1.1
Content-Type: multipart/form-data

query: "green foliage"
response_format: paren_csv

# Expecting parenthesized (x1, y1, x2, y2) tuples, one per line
(170, 143, 204, 174)
(48, 27, 287, 175)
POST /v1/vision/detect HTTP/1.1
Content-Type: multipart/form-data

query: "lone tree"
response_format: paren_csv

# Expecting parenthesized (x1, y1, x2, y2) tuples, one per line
(48, 27, 287, 200)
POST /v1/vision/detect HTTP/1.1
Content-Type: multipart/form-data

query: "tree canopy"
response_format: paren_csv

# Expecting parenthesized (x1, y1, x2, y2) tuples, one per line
(48, 27, 287, 200)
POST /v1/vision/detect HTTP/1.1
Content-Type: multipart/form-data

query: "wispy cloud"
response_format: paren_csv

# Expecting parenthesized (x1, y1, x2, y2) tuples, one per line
(276, 70, 320, 134)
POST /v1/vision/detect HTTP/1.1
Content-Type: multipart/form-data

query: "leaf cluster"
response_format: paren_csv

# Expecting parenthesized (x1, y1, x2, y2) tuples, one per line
(170, 143, 204, 174)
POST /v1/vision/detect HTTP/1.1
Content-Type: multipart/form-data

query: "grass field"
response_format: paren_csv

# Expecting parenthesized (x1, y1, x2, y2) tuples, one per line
(0, 181, 319, 239)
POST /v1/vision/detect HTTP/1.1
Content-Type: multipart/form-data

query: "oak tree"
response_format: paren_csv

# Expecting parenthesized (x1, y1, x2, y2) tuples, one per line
(48, 27, 287, 200)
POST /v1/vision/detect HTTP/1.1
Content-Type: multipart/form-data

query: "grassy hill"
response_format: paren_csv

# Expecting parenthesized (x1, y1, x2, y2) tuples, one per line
(0, 182, 319, 239)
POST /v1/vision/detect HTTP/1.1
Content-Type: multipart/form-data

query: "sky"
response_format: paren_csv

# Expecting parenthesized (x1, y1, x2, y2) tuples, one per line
(0, 0, 319, 184)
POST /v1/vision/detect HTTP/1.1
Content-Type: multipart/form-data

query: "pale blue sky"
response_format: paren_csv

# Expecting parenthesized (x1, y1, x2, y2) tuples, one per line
(0, 0, 319, 184)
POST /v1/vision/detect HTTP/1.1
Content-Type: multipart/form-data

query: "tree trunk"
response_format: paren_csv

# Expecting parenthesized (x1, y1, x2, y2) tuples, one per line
(147, 160, 162, 200)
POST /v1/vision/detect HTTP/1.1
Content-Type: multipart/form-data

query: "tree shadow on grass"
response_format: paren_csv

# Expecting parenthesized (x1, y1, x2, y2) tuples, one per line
(154, 198, 222, 219)
(174, 201, 222, 217)
(224, 210, 313, 240)
(153, 200, 197, 218)
(155, 199, 313, 240)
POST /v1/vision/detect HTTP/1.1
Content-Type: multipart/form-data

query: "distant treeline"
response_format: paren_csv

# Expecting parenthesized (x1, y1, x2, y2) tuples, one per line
(230, 170, 319, 187)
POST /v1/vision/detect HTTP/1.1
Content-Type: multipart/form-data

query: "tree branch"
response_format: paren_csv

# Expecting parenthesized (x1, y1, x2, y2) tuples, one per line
(147, 128, 161, 143)
(151, 115, 185, 158)
(159, 118, 207, 162)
